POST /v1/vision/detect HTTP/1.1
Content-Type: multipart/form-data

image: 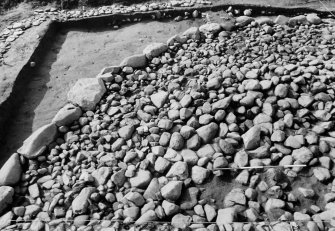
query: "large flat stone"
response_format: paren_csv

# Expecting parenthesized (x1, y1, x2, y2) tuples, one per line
(0, 153, 22, 186)
(67, 78, 106, 111)
(52, 103, 82, 126)
(17, 123, 57, 159)
(120, 54, 147, 68)
(143, 43, 168, 58)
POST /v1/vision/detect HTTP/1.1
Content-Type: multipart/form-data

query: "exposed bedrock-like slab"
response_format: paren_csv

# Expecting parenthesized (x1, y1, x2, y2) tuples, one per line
(67, 78, 106, 111)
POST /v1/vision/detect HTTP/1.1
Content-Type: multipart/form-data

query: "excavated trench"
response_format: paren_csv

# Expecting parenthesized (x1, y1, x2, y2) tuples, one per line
(1, 3, 333, 167)
(0, 4, 334, 229)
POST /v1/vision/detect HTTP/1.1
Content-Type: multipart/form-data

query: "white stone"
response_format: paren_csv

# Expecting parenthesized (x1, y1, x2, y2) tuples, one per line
(143, 43, 168, 58)
(67, 78, 106, 111)
(120, 54, 147, 68)
(52, 103, 82, 126)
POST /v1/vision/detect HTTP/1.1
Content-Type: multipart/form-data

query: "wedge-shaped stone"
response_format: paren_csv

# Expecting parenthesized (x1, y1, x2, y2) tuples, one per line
(120, 54, 147, 68)
(67, 78, 106, 111)
(18, 123, 57, 159)
(143, 43, 168, 58)
(0, 186, 14, 214)
(0, 153, 21, 186)
(52, 103, 82, 126)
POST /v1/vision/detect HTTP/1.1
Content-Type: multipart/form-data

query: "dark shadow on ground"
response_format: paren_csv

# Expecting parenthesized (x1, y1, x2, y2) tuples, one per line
(0, 31, 68, 166)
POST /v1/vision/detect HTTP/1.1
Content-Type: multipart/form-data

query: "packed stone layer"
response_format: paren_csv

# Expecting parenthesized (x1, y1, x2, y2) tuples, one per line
(1, 12, 335, 231)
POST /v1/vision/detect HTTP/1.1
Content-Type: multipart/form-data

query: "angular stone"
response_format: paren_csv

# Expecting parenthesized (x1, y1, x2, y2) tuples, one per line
(155, 157, 171, 173)
(124, 207, 140, 220)
(236, 16, 254, 27)
(166, 161, 189, 180)
(216, 208, 236, 225)
(136, 210, 157, 225)
(92, 167, 112, 185)
(274, 84, 288, 98)
(169, 132, 184, 150)
(52, 103, 82, 126)
(0, 153, 22, 186)
(161, 181, 183, 201)
(274, 15, 289, 25)
(120, 54, 147, 68)
(242, 126, 261, 150)
(18, 123, 57, 159)
(183, 27, 200, 40)
(264, 198, 285, 212)
(162, 200, 180, 216)
(298, 94, 314, 107)
(72, 187, 96, 214)
(224, 188, 246, 207)
(292, 147, 313, 164)
(234, 150, 248, 167)
(28, 183, 40, 198)
(158, 119, 173, 130)
(124, 192, 145, 207)
(306, 13, 321, 24)
(0, 211, 13, 230)
(143, 178, 161, 200)
(151, 91, 168, 109)
(288, 15, 307, 26)
(212, 96, 232, 111)
(219, 139, 235, 155)
(204, 204, 217, 222)
(313, 167, 331, 181)
(143, 42, 168, 58)
(199, 23, 221, 34)
(171, 213, 192, 229)
(67, 78, 106, 111)
(192, 166, 210, 184)
(118, 125, 135, 140)
(181, 149, 199, 165)
(313, 110, 331, 122)
(196, 122, 219, 143)
(180, 187, 199, 210)
(271, 130, 285, 142)
(111, 169, 126, 187)
(197, 144, 215, 159)
(73, 215, 89, 227)
(0, 186, 14, 214)
(129, 170, 152, 189)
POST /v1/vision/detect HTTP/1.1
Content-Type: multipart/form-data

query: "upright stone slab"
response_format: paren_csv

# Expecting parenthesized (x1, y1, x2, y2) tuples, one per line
(199, 23, 222, 35)
(0, 186, 14, 214)
(52, 103, 82, 126)
(182, 27, 200, 40)
(67, 78, 106, 111)
(17, 123, 57, 159)
(0, 153, 22, 186)
(143, 43, 168, 59)
(120, 54, 147, 68)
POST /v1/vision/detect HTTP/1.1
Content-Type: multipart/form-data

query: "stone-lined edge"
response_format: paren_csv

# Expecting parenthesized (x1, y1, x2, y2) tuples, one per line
(0, 3, 331, 149)
(0, 8, 325, 227)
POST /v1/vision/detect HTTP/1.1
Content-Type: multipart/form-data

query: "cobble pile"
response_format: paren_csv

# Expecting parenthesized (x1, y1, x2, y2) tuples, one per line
(1, 13, 335, 231)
